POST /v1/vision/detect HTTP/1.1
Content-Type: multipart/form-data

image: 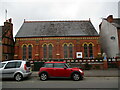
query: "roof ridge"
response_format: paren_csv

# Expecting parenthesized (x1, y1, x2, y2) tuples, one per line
(24, 20, 90, 23)
(113, 18, 120, 19)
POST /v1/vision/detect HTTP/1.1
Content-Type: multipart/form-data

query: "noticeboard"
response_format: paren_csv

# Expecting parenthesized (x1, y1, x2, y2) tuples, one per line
(76, 52, 82, 58)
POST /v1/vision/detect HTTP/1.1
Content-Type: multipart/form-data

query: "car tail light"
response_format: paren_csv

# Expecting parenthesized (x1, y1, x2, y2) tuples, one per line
(24, 64, 27, 70)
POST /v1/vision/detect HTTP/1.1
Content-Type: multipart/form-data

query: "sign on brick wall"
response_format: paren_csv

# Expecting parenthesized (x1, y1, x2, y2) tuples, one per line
(76, 52, 82, 58)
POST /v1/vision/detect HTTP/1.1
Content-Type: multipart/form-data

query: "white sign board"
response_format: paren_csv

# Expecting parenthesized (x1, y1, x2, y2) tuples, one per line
(76, 52, 82, 58)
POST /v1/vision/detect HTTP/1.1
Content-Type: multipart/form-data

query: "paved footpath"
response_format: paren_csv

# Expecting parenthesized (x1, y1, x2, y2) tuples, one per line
(32, 68, 119, 77)
(84, 68, 119, 77)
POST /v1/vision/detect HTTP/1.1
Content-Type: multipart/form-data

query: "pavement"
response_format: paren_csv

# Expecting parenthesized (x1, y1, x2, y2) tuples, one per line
(31, 68, 119, 77)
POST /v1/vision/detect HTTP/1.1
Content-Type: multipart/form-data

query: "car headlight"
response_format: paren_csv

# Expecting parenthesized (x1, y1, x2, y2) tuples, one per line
(79, 69, 83, 73)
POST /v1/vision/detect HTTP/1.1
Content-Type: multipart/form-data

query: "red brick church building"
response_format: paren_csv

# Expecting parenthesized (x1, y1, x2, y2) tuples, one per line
(14, 20, 101, 60)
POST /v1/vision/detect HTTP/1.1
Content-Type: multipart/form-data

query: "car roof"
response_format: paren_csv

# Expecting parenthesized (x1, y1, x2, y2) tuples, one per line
(2, 60, 25, 63)
(45, 62, 66, 63)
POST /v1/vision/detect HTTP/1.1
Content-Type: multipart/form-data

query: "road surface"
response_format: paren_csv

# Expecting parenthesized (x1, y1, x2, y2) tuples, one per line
(1, 77, 118, 89)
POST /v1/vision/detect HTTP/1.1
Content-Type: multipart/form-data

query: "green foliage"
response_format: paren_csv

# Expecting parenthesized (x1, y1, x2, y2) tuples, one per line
(95, 65, 100, 69)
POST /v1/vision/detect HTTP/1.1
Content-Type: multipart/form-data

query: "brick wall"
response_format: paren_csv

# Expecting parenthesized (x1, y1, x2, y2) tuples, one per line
(117, 29, 120, 53)
(14, 36, 101, 60)
(2, 19, 14, 61)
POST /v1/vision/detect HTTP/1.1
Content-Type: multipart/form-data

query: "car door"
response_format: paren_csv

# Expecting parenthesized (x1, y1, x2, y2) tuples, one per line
(44, 63, 54, 77)
(53, 63, 68, 77)
(0, 62, 6, 78)
(2, 62, 16, 78)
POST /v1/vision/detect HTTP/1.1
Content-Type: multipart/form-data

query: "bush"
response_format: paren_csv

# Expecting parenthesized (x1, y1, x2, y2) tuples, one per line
(95, 65, 100, 69)
(85, 63, 92, 70)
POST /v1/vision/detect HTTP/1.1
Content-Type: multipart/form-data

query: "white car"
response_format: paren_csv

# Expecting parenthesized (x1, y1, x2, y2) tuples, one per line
(0, 60, 32, 81)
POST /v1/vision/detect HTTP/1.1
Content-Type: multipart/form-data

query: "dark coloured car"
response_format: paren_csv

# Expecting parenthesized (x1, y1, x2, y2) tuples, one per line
(38, 62, 84, 81)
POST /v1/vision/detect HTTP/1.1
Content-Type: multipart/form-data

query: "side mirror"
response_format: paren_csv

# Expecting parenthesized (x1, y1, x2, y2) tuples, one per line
(64, 67, 67, 69)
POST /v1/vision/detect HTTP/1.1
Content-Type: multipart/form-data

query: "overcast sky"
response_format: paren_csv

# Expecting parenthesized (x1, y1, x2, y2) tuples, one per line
(0, 0, 119, 37)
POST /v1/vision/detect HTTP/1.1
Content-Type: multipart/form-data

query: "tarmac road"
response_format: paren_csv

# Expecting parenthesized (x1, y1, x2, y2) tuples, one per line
(1, 77, 118, 89)
(1, 68, 119, 90)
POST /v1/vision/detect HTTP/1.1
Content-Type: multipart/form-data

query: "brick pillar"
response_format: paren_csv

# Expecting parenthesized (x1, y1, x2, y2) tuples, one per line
(14, 45, 19, 59)
(56, 40, 60, 59)
(117, 58, 120, 69)
(35, 45, 39, 60)
(103, 59, 108, 69)
(75, 43, 80, 59)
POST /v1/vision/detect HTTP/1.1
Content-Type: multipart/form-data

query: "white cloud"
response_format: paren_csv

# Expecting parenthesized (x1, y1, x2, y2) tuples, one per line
(0, 0, 119, 37)
(1, 0, 119, 3)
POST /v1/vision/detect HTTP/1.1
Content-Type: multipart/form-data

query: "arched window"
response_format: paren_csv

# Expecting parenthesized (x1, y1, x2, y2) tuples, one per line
(89, 44, 93, 58)
(43, 44, 47, 58)
(23, 45, 27, 59)
(28, 45, 32, 59)
(84, 44, 88, 58)
(48, 44, 52, 58)
(64, 44, 68, 58)
(69, 44, 73, 58)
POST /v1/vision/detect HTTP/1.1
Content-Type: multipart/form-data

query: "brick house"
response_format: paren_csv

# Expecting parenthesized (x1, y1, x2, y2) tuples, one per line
(0, 19, 14, 61)
(14, 20, 101, 60)
(99, 15, 120, 58)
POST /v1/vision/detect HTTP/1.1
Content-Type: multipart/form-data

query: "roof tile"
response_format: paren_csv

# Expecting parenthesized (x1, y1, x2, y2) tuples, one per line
(15, 20, 98, 37)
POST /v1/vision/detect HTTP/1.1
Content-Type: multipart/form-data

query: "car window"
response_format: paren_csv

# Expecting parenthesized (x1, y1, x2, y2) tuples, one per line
(0, 63, 6, 68)
(54, 63, 66, 68)
(4, 62, 16, 69)
(16, 62, 22, 68)
(26, 62, 31, 67)
(44, 63, 53, 68)
(65, 63, 70, 68)
(2, 63, 6, 68)
(0, 63, 2, 68)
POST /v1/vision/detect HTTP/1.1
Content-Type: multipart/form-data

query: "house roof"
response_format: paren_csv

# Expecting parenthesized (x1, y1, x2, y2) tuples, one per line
(112, 18, 120, 29)
(0, 26, 2, 37)
(15, 20, 99, 38)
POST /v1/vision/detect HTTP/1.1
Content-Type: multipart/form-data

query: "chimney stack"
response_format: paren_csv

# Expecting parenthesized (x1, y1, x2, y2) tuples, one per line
(9, 18, 12, 23)
(107, 15, 113, 23)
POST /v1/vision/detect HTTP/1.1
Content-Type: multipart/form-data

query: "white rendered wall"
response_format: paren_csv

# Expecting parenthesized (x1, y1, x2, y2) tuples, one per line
(100, 20, 119, 58)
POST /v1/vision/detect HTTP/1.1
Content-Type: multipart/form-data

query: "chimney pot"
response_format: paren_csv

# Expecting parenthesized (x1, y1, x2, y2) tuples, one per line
(107, 15, 113, 23)
(9, 18, 12, 23)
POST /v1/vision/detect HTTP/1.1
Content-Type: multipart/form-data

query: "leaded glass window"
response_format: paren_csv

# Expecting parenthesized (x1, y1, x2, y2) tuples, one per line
(28, 45, 32, 59)
(23, 45, 26, 59)
(69, 44, 73, 58)
(84, 44, 88, 58)
(43, 44, 47, 58)
(64, 44, 68, 58)
(48, 44, 52, 58)
(89, 44, 93, 58)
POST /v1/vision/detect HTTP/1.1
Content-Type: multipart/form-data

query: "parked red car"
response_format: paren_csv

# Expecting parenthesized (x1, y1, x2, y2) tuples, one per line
(38, 62, 84, 81)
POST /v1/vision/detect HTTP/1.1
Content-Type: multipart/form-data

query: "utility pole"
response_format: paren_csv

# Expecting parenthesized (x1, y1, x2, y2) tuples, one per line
(5, 9, 7, 20)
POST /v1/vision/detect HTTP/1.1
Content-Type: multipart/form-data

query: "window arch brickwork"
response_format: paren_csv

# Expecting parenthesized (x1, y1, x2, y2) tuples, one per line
(42, 43, 53, 59)
(83, 42, 94, 58)
(63, 43, 74, 59)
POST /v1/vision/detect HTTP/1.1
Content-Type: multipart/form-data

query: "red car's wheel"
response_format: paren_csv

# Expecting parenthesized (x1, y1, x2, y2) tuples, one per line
(72, 73, 80, 81)
(40, 73, 48, 81)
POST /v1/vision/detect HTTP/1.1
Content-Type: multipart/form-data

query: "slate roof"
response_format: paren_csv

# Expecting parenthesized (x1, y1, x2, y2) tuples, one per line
(112, 18, 120, 28)
(15, 20, 99, 38)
